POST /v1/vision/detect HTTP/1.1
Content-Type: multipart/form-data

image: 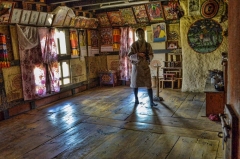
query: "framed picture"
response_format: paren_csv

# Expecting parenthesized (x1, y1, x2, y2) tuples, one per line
(96, 13, 111, 27)
(37, 12, 47, 26)
(145, 2, 165, 22)
(166, 41, 178, 49)
(162, 2, 179, 20)
(10, 8, 22, 23)
(188, 0, 200, 16)
(152, 23, 167, 42)
(119, 8, 137, 25)
(45, 13, 54, 26)
(107, 11, 123, 26)
(20, 10, 31, 24)
(69, 17, 76, 27)
(132, 5, 149, 23)
(29, 11, 39, 25)
(0, 1, 15, 23)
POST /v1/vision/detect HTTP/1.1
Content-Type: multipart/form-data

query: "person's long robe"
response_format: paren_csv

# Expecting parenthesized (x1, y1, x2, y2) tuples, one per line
(128, 40, 153, 88)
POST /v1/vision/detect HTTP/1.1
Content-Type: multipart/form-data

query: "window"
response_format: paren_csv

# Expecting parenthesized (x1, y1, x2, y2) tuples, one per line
(58, 60, 71, 86)
(56, 28, 71, 55)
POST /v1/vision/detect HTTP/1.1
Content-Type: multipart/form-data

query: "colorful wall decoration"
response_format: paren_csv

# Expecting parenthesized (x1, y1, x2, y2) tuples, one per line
(119, 8, 137, 25)
(2, 66, 23, 102)
(146, 2, 165, 22)
(200, 0, 219, 19)
(107, 55, 119, 71)
(69, 29, 79, 56)
(100, 28, 113, 46)
(132, 5, 149, 23)
(0, 25, 13, 61)
(187, 19, 223, 53)
(107, 11, 123, 26)
(90, 30, 98, 49)
(162, 2, 179, 20)
(96, 56, 107, 72)
(152, 23, 167, 42)
(188, 0, 200, 16)
(96, 12, 111, 27)
(70, 58, 87, 84)
(86, 56, 98, 79)
(0, 1, 15, 23)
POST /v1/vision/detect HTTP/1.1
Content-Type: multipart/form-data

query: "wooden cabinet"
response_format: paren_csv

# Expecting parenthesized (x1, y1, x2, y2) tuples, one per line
(204, 79, 224, 116)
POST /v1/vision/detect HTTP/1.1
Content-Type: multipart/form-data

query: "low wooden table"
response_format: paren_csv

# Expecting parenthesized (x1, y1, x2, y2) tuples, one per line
(204, 79, 224, 116)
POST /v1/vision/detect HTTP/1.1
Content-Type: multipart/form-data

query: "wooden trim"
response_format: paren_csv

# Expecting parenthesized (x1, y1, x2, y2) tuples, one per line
(8, 103, 31, 117)
(35, 90, 72, 108)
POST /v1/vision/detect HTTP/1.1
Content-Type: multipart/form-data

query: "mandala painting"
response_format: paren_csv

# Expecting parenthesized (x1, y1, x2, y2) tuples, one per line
(187, 19, 223, 53)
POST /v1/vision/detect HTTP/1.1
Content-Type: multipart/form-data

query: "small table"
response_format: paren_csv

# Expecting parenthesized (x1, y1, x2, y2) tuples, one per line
(99, 70, 117, 87)
(204, 78, 224, 116)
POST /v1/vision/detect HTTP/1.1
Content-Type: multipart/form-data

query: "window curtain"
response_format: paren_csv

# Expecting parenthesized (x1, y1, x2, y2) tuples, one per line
(119, 27, 134, 81)
(17, 25, 60, 100)
(17, 24, 47, 100)
(38, 28, 60, 93)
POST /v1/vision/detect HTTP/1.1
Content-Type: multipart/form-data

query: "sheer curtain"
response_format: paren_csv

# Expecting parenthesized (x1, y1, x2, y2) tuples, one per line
(17, 25, 60, 100)
(38, 28, 60, 93)
(119, 27, 134, 81)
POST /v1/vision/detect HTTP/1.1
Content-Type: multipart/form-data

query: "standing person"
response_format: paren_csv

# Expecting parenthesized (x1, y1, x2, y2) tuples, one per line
(128, 28, 157, 106)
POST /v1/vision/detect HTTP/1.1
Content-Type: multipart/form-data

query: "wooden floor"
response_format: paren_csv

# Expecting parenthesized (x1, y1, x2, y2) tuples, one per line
(0, 86, 223, 159)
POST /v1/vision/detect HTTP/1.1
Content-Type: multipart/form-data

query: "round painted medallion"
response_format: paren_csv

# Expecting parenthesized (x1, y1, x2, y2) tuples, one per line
(201, 0, 219, 18)
(187, 19, 223, 53)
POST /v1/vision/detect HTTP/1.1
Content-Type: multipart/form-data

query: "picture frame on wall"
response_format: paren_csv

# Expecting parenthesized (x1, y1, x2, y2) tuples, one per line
(10, 8, 22, 24)
(132, 4, 149, 23)
(0, 1, 15, 23)
(119, 8, 137, 25)
(145, 2, 165, 22)
(96, 13, 111, 27)
(29, 11, 39, 25)
(45, 13, 54, 26)
(152, 23, 167, 42)
(107, 11, 123, 27)
(166, 41, 178, 49)
(162, 2, 179, 20)
(20, 10, 31, 24)
(69, 17, 76, 27)
(37, 12, 47, 26)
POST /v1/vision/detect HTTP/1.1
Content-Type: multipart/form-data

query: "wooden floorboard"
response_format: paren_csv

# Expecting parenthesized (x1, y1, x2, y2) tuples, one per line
(0, 86, 223, 159)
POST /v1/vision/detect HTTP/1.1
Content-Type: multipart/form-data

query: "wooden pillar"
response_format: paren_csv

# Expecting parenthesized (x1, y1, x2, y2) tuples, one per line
(228, 0, 240, 158)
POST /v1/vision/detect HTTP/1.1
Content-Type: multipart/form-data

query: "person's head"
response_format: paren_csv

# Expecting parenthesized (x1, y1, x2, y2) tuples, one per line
(157, 25, 161, 31)
(136, 28, 145, 40)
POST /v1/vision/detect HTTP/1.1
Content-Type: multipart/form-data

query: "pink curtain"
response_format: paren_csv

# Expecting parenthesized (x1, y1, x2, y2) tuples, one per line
(17, 25, 47, 100)
(119, 27, 134, 81)
(38, 28, 60, 93)
(17, 25, 60, 100)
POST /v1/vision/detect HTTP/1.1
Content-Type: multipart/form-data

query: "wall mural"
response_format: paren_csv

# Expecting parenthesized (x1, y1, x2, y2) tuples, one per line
(200, 0, 219, 19)
(145, 2, 165, 22)
(188, 0, 200, 16)
(187, 19, 223, 53)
